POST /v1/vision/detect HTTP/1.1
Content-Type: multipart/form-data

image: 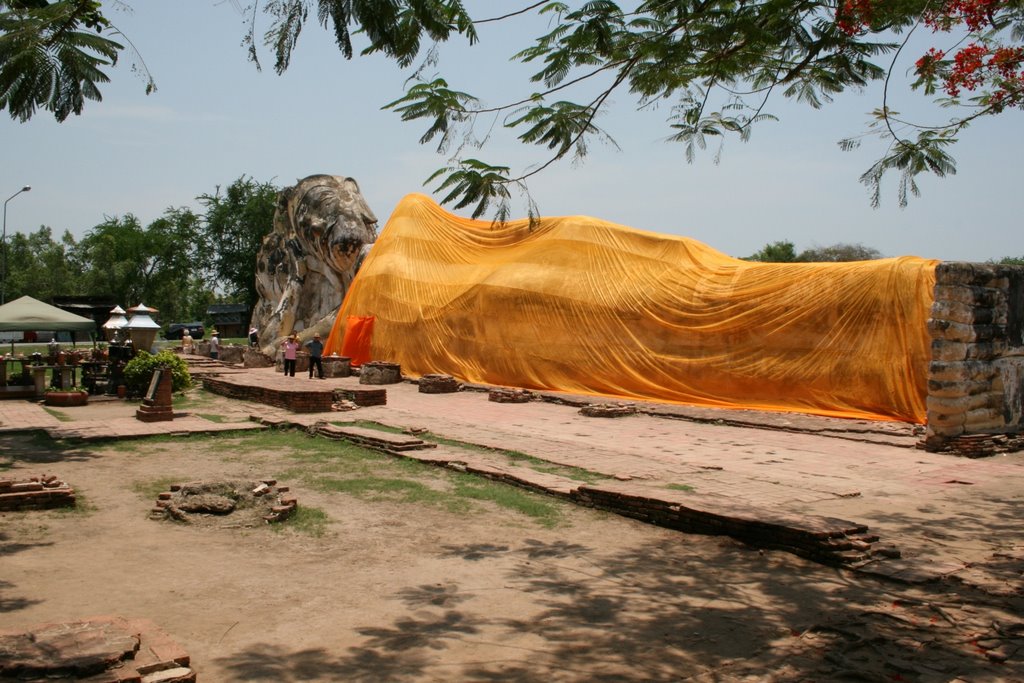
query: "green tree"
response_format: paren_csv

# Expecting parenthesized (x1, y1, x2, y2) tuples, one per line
(994, 255, 1024, 265)
(139, 207, 209, 322)
(197, 176, 279, 313)
(254, 0, 1023, 216)
(5, 2, 1022, 213)
(746, 240, 798, 263)
(746, 240, 884, 262)
(73, 208, 205, 321)
(797, 243, 883, 262)
(3, 225, 81, 301)
(0, 0, 152, 121)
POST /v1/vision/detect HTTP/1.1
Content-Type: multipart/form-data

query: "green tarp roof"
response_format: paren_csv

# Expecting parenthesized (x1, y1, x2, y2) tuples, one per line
(0, 295, 97, 332)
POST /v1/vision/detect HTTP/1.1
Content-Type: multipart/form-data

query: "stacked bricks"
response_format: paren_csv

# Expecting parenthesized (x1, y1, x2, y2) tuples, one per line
(335, 387, 387, 407)
(135, 367, 174, 423)
(580, 402, 637, 418)
(489, 388, 534, 403)
(359, 361, 402, 384)
(0, 475, 75, 511)
(316, 424, 437, 452)
(921, 432, 1024, 458)
(203, 376, 336, 412)
(418, 374, 461, 394)
(926, 262, 1024, 453)
(261, 478, 298, 523)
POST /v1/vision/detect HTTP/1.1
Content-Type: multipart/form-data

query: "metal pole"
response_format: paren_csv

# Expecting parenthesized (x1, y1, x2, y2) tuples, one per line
(2, 185, 32, 306)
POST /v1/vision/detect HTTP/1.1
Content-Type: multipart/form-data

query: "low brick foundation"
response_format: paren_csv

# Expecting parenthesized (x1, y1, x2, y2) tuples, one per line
(0, 475, 75, 511)
(335, 388, 387, 407)
(571, 483, 896, 567)
(203, 377, 335, 412)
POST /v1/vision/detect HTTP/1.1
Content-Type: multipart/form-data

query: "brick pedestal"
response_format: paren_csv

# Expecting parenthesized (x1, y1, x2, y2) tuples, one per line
(136, 367, 174, 423)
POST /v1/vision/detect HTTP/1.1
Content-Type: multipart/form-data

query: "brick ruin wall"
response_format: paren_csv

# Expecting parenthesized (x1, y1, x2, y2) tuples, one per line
(926, 262, 1024, 451)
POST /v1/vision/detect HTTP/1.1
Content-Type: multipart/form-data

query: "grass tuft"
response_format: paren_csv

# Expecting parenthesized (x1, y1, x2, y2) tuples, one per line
(277, 505, 330, 537)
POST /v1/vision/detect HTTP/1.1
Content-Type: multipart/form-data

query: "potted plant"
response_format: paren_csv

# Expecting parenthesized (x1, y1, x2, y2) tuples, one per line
(44, 387, 89, 407)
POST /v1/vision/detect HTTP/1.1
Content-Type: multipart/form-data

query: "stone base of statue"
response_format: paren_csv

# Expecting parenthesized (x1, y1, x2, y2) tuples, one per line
(359, 361, 402, 385)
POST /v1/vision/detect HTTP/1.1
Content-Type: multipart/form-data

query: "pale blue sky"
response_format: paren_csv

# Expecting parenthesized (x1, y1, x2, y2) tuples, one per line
(1, 2, 1021, 262)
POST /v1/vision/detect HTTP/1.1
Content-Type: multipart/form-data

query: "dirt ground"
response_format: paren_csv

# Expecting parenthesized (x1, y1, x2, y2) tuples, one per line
(2, 393, 1024, 682)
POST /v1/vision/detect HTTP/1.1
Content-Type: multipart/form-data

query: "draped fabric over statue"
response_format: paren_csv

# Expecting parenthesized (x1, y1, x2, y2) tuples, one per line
(325, 194, 938, 423)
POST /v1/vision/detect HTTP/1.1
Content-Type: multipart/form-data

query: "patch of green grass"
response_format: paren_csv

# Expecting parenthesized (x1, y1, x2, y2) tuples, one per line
(274, 430, 567, 526)
(452, 474, 562, 527)
(666, 483, 695, 492)
(196, 413, 229, 423)
(276, 505, 330, 537)
(314, 475, 470, 513)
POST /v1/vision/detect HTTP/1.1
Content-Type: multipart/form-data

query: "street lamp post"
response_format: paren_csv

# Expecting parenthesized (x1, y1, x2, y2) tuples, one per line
(2, 185, 32, 306)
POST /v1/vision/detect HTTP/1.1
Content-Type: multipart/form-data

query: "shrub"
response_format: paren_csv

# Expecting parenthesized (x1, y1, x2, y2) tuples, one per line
(122, 351, 192, 396)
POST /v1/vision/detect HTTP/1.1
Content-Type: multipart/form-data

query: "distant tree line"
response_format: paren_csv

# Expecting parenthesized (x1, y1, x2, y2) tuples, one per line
(3, 175, 278, 326)
(744, 241, 884, 263)
(745, 240, 1024, 264)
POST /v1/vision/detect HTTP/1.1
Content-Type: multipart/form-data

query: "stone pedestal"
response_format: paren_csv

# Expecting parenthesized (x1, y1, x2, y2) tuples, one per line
(359, 361, 402, 385)
(322, 356, 351, 378)
(136, 367, 174, 422)
(243, 348, 275, 368)
(31, 367, 47, 397)
(219, 345, 243, 365)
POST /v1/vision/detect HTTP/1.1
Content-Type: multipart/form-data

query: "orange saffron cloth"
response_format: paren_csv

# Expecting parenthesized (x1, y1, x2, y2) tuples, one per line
(326, 194, 938, 423)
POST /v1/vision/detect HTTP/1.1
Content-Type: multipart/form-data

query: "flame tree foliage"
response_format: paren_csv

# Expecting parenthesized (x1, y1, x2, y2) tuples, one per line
(4, 1, 1020, 217)
(2, 176, 279, 326)
(3, 1, 1021, 216)
(258, 0, 1021, 216)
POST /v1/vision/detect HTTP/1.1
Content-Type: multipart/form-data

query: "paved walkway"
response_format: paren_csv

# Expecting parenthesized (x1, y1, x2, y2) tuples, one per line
(3, 363, 1024, 589)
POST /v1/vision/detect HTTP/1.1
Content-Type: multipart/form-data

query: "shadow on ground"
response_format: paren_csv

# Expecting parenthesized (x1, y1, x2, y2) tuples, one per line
(213, 537, 1024, 681)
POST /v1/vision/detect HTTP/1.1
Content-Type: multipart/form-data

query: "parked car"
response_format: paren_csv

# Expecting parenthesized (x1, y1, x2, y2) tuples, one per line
(164, 322, 205, 340)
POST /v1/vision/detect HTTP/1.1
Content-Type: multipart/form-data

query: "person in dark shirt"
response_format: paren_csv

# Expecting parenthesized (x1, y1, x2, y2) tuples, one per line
(306, 333, 325, 379)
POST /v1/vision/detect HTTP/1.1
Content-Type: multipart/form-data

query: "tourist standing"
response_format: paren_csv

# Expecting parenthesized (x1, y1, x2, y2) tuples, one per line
(248, 326, 259, 348)
(181, 329, 194, 355)
(282, 334, 299, 377)
(306, 333, 325, 379)
(209, 330, 220, 360)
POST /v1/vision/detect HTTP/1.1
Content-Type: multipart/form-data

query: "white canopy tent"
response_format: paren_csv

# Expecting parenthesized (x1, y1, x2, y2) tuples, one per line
(0, 295, 96, 349)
